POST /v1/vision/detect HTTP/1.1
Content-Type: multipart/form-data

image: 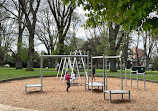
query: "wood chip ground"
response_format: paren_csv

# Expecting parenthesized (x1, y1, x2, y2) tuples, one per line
(0, 76, 158, 111)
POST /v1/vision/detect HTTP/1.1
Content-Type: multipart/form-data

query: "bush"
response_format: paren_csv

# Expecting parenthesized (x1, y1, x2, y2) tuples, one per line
(152, 56, 158, 71)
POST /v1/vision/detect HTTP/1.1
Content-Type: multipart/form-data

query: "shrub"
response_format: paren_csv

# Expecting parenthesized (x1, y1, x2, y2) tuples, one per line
(152, 56, 158, 71)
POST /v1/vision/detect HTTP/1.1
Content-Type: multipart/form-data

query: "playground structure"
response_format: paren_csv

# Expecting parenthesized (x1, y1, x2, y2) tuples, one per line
(25, 52, 89, 94)
(125, 66, 146, 91)
(25, 52, 131, 103)
(56, 50, 88, 83)
(88, 55, 130, 103)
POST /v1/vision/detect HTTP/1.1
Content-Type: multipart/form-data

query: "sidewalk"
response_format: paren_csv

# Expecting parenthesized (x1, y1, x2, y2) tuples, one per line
(0, 104, 39, 111)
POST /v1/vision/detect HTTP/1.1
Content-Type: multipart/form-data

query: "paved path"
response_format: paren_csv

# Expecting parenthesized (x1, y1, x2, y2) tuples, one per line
(0, 104, 39, 111)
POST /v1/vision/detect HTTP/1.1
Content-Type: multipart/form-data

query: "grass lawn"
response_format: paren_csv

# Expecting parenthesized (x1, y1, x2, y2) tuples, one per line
(0, 67, 57, 81)
(0, 67, 158, 81)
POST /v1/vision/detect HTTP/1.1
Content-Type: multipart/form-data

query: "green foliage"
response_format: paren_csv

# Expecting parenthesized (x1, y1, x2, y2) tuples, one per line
(142, 17, 158, 34)
(80, 36, 102, 56)
(66, 36, 85, 52)
(20, 47, 28, 64)
(152, 56, 158, 71)
(3, 54, 16, 67)
(82, 0, 158, 33)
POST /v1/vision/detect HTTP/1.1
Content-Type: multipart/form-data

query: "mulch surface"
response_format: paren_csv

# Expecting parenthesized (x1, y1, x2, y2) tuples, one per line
(0, 76, 158, 111)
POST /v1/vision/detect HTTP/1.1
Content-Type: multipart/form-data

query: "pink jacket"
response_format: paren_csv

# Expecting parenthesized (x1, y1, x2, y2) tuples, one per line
(66, 74, 71, 81)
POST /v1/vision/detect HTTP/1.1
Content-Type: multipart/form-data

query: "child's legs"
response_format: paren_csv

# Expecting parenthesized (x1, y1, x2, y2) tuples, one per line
(93, 74, 95, 81)
(67, 83, 70, 91)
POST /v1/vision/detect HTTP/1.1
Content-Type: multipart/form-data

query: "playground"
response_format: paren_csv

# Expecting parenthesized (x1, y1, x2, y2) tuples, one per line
(0, 76, 158, 111)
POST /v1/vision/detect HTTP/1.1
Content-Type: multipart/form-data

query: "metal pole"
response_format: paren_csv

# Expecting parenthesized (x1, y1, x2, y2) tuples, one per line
(103, 55, 105, 99)
(125, 68, 127, 86)
(42, 55, 88, 58)
(60, 57, 66, 81)
(87, 51, 89, 90)
(105, 56, 108, 90)
(109, 90, 111, 103)
(121, 57, 123, 90)
(120, 57, 123, 99)
(137, 71, 138, 89)
(40, 53, 43, 94)
(91, 55, 93, 92)
(130, 70, 132, 87)
(57, 58, 63, 78)
(79, 50, 88, 78)
(144, 72, 146, 91)
(84, 51, 86, 90)
(129, 90, 130, 101)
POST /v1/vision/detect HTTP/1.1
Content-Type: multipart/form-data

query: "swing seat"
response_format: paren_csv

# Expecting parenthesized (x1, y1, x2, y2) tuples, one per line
(71, 78, 76, 83)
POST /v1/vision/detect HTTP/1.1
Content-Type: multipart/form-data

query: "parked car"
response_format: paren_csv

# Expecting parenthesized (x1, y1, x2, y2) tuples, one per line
(4, 64, 10, 67)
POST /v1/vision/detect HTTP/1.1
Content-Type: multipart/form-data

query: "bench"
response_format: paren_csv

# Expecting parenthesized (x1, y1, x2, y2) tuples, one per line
(25, 84, 43, 94)
(104, 90, 130, 103)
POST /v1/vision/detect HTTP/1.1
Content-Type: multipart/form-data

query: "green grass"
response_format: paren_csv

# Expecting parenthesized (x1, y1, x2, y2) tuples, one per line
(0, 67, 57, 81)
(0, 67, 158, 81)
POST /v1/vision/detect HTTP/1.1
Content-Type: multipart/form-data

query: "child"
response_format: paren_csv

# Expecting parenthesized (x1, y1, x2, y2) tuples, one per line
(93, 66, 96, 81)
(71, 71, 76, 83)
(66, 71, 71, 92)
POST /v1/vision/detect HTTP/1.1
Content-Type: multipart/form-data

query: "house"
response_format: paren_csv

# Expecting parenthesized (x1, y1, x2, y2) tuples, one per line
(131, 47, 145, 66)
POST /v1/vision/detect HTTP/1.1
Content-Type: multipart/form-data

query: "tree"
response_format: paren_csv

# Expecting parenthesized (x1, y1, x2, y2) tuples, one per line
(19, 0, 41, 71)
(142, 31, 157, 70)
(121, 31, 132, 69)
(66, 36, 85, 51)
(16, 2, 25, 69)
(0, 6, 16, 66)
(83, 0, 158, 32)
(142, 17, 158, 70)
(1, 0, 26, 69)
(47, 0, 76, 54)
(81, 30, 101, 56)
(36, 8, 57, 55)
(82, 0, 158, 71)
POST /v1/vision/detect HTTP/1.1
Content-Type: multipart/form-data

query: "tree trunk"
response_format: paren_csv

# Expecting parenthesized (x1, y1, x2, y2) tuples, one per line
(124, 33, 129, 68)
(58, 31, 64, 55)
(146, 57, 150, 71)
(16, 27, 23, 69)
(109, 23, 120, 72)
(0, 23, 3, 66)
(26, 31, 34, 71)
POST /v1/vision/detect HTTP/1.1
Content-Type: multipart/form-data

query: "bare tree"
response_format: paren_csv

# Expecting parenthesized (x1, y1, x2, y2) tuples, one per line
(0, 15, 16, 66)
(65, 11, 83, 51)
(1, 0, 26, 69)
(36, 8, 57, 55)
(19, 0, 41, 71)
(143, 30, 157, 70)
(47, 0, 76, 54)
(121, 31, 132, 68)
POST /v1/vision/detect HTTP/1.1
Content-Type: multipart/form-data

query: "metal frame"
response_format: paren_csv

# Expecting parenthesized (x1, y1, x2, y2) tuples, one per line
(25, 53, 89, 94)
(57, 50, 89, 82)
(89, 55, 130, 102)
(102, 55, 130, 102)
(125, 68, 146, 91)
(125, 68, 131, 86)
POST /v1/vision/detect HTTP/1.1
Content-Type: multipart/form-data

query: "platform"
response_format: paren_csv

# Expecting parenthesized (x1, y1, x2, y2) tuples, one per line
(87, 82, 103, 87)
(25, 84, 43, 94)
(104, 90, 130, 103)
(104, 90, 129, 94)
